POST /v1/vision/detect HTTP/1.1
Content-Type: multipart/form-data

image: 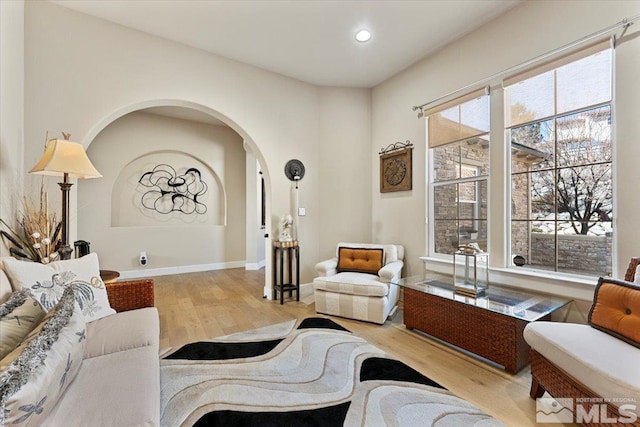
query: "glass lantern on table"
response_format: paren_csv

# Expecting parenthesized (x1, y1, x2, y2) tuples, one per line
(453, 246, 489, 297)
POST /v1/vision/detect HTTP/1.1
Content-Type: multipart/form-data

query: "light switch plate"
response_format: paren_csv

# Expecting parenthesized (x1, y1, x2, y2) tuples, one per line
(298, 207, 306, 216)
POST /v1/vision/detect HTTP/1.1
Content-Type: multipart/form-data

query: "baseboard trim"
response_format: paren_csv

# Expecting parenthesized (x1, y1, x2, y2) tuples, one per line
(245, 260, 266, 271)
(120, 261, 247, 279)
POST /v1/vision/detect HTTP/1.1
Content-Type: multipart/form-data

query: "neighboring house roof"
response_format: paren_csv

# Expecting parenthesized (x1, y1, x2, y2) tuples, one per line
(511, 142, 550, 164)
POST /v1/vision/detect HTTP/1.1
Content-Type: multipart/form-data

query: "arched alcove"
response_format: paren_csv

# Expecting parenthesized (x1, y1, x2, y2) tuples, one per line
(77, 101, 270, 292)
(80, 99, 272, 227)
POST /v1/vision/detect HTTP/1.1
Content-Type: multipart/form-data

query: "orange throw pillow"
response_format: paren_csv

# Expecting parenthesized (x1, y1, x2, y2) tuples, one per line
(588, 278, 640, 348)
(337, 247, 384, 275)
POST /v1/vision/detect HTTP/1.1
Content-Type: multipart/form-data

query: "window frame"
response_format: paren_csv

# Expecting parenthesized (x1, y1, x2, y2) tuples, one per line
(505, 46, 613, 277)
(424, 40, 615, 282)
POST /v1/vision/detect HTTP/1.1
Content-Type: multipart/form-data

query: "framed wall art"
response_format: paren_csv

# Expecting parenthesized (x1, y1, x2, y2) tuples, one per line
(379, 141, 413, 193)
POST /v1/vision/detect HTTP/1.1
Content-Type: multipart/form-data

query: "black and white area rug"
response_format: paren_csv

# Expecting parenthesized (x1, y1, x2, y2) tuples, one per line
(160, 318, 505, 426)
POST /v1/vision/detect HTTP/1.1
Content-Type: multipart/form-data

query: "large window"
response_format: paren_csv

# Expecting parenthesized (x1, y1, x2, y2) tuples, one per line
(427, 89, 489, 255)
(505, 45, 613, 276)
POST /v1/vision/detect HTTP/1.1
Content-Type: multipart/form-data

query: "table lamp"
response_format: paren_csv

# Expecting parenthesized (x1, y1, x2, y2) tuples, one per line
(29, 138, 102, 260)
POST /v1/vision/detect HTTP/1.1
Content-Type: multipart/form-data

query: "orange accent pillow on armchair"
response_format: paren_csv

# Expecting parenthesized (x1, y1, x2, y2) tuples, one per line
(588, 277, 640, 348)
(337, 247, 384, 275)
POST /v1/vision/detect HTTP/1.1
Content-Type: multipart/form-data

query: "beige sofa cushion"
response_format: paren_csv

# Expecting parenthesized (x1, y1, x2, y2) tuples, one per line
(524, 321, 640, 415)
(0, 289, 46, 359)
(313, 273, 389, 297)
(84, 307, 159, 359)
(0, 266, 13, 303)
(314, 289, 389, 324)
(42, 345, 160, 427)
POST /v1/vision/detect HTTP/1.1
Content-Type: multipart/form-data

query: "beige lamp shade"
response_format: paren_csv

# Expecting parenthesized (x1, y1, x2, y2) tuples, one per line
(29, 139, 102, 179)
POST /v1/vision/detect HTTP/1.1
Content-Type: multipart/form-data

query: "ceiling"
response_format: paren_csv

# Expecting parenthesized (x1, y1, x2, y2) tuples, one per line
(52, 0, 522, 88)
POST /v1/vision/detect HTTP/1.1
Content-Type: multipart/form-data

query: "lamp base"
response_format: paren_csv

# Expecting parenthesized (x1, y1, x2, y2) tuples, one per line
(59, 244, 73, 260)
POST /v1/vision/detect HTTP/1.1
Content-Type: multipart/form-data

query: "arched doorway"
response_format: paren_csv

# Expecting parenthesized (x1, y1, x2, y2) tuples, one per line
(77, 100, 272, 297)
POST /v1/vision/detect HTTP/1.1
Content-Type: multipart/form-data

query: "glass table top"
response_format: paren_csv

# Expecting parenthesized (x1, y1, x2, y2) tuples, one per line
(390, 274, 572, 322)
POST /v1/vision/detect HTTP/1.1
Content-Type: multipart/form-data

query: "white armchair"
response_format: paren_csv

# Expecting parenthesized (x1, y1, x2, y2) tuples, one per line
(313, 243, 404, 324)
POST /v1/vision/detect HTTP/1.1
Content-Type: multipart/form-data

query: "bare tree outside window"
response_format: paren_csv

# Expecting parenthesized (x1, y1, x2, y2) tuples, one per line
(516, 107, 612, 235)
(555, 108, 612, 234)
(508, 47, 612, 276)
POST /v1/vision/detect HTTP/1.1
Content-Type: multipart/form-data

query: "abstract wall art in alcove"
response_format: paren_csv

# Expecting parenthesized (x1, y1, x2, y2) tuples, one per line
(138, 164, 208, 215)
(111, 151, 226, 227)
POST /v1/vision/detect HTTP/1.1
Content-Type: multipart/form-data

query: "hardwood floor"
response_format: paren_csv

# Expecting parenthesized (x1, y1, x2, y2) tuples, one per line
(153, 268, 575, 427)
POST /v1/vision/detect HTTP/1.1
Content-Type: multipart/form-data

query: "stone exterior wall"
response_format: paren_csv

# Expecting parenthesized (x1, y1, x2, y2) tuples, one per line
(433, 140, 489, 254)
(511, 171, 530, 258)
(525, 233, 612, 276)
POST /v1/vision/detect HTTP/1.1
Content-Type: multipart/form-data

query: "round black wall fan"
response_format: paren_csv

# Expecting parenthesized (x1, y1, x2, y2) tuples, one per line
(284, 159, 305, 182)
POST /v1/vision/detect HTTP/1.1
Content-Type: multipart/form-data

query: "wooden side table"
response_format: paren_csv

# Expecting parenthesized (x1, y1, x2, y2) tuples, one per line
(272, 241, 300, 304)
(100, 270, 120, 284)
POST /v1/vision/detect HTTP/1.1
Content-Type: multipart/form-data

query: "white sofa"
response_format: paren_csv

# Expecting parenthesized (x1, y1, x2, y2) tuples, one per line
(523, 262, 640, 426)
(313, 243, 404, 324)
(0, 267, 160, 427)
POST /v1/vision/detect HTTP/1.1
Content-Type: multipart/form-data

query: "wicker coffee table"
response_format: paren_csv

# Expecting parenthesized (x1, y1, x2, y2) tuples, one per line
(392, 275, 571, 374)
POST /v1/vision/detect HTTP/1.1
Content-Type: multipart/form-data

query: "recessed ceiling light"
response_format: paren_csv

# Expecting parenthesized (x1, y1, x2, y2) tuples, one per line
(355, 29, 371, 43)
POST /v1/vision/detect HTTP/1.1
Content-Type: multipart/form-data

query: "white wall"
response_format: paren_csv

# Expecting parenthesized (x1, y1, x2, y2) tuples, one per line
(78, 111, 246, 273)
(372, 1, 640, 299)
(316, 87, 373, 262)
(22, 1, 372, 291)
(0, 0, 24, 256)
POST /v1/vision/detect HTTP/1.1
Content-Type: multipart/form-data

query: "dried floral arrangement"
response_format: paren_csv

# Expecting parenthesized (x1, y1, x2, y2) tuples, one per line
(0, 183, 62, 263)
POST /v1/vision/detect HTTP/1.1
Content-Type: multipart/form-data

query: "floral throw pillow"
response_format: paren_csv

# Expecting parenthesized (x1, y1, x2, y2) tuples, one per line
(2, 253, 115, 322)
(0, 290, 46, 360)
(0, 287, 86, 425)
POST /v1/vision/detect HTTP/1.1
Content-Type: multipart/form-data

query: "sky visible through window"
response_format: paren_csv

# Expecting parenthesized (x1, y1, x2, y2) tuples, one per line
(508, 50, 612, 126)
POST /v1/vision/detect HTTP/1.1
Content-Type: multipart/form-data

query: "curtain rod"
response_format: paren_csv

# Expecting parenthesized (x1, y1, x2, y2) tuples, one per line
(412, 14, 640, 114)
